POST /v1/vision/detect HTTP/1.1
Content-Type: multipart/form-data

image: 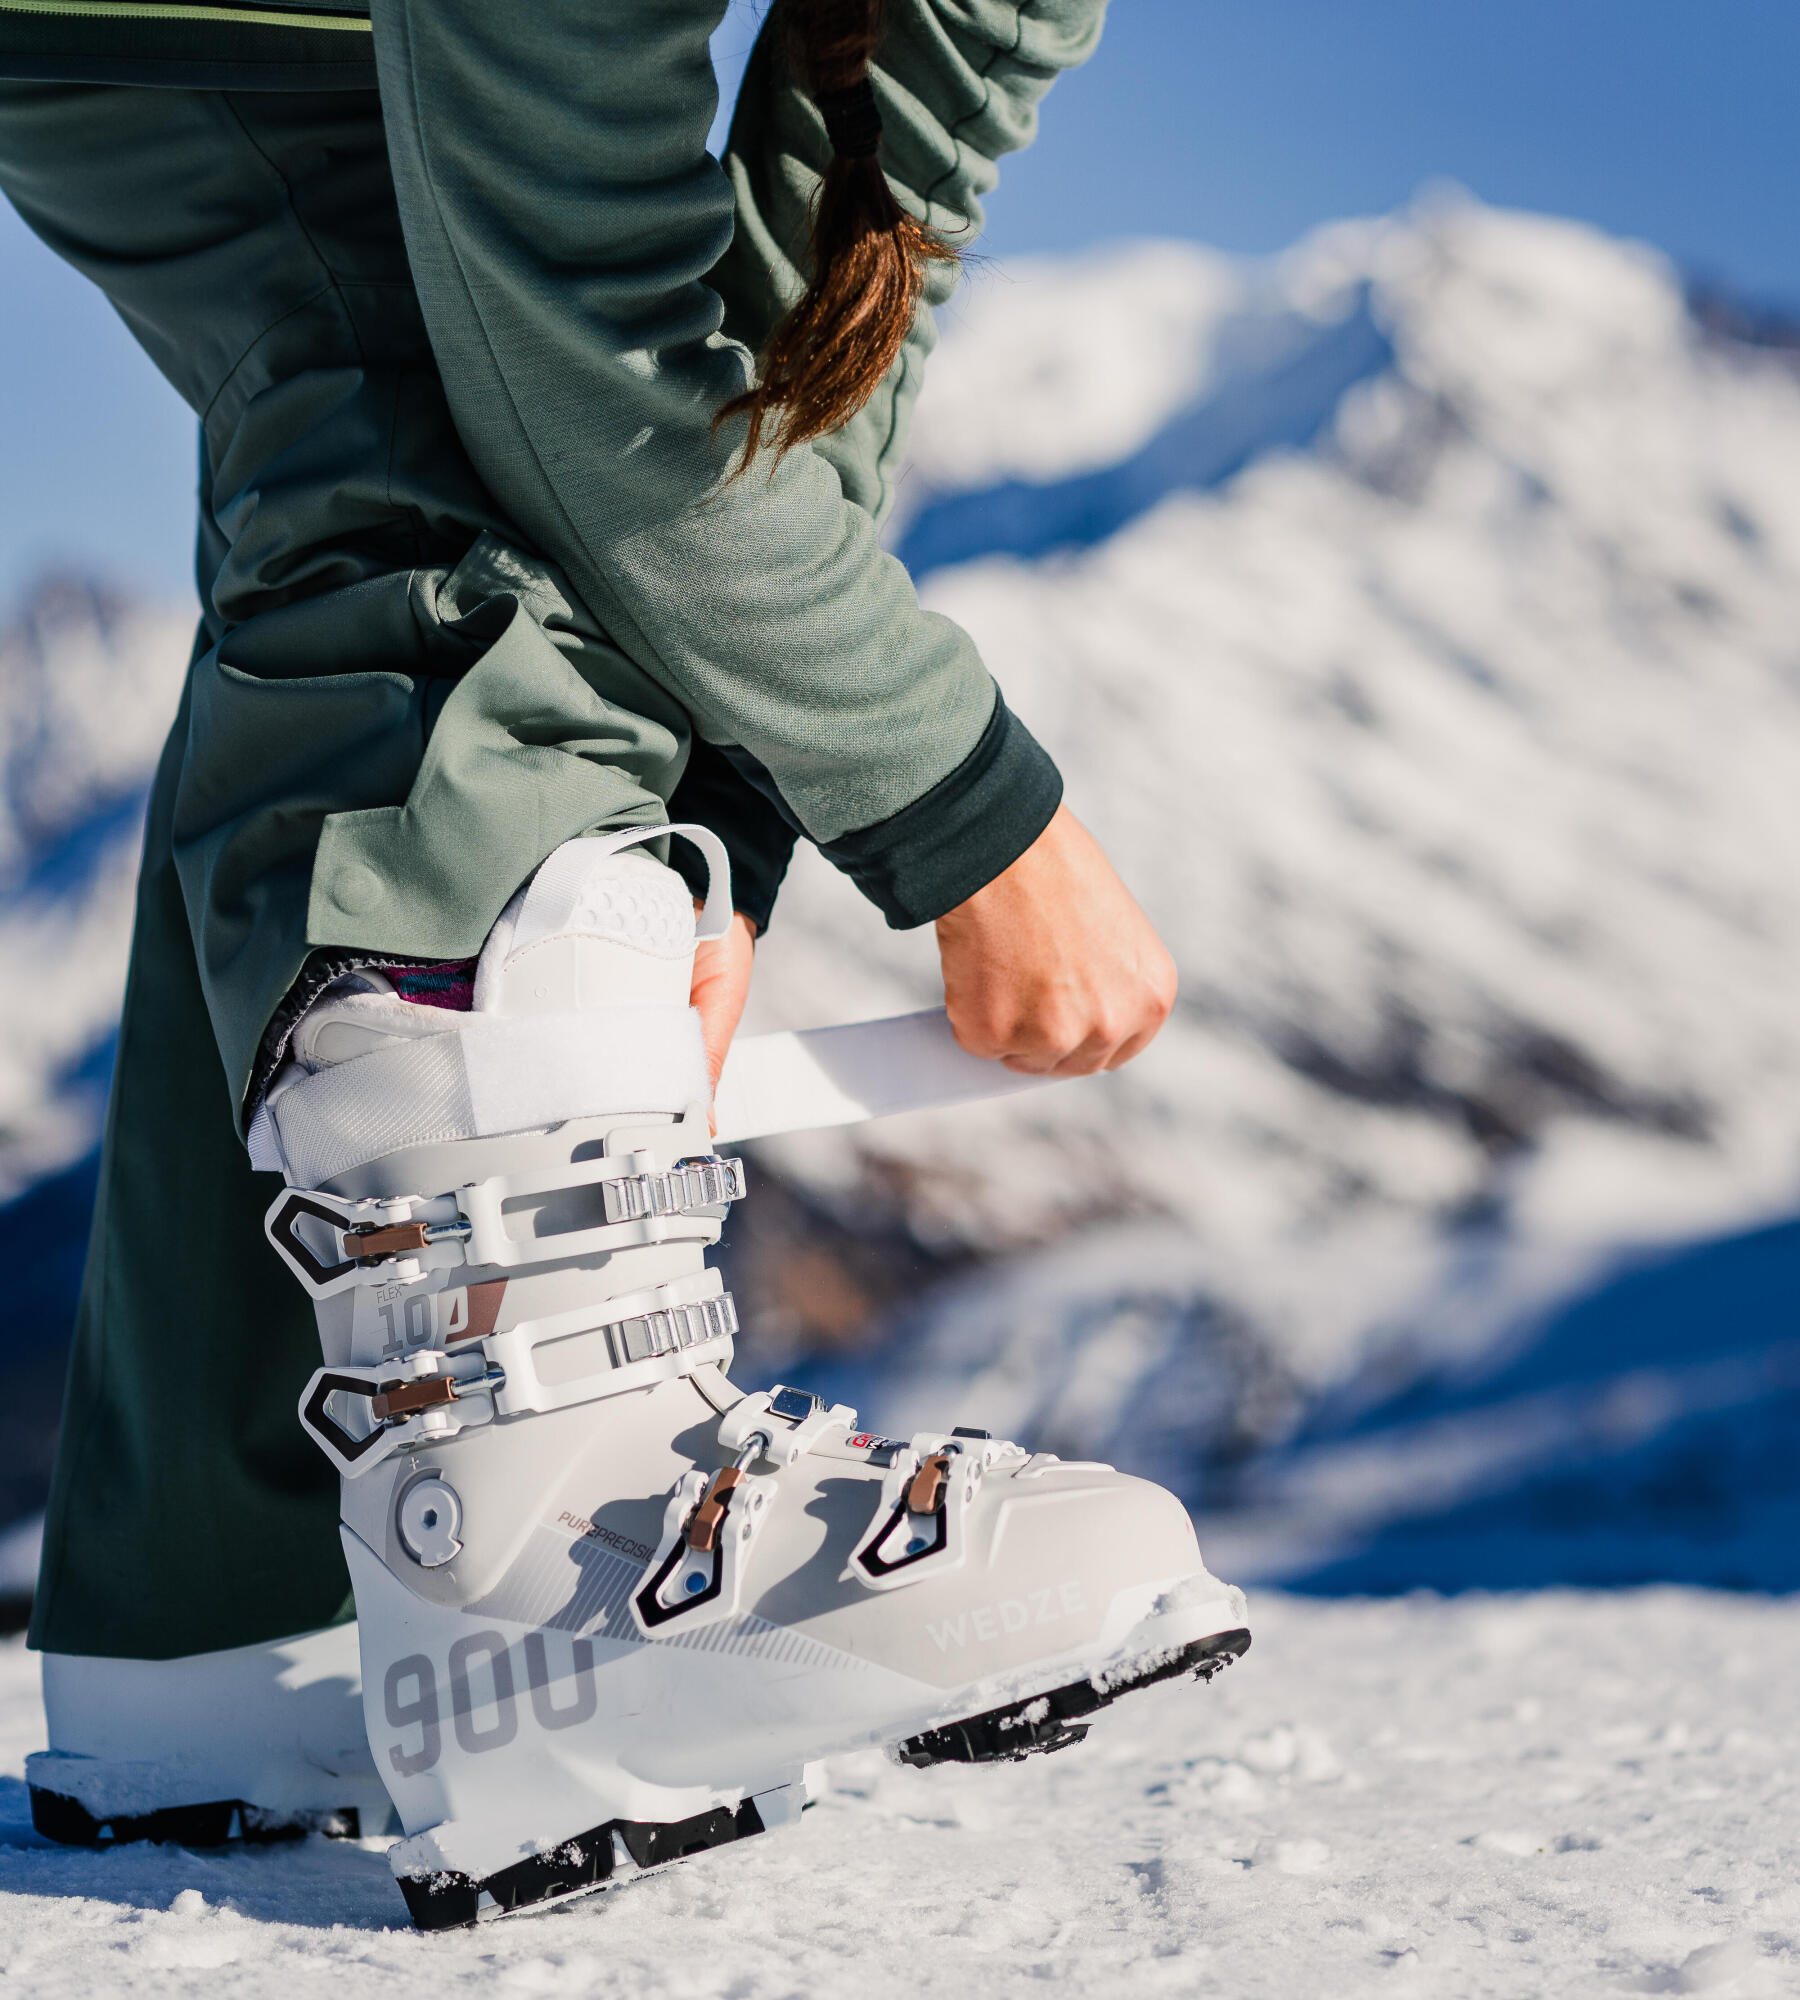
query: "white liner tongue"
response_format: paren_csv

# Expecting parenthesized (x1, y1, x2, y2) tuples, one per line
(500, 842, 692, 964)
(473, 840, 694, 1017)
(472, 826, 733, 1015)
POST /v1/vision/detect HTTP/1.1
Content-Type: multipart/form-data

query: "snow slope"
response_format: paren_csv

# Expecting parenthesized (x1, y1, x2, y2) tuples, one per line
(3, 1592, 1797, 1997)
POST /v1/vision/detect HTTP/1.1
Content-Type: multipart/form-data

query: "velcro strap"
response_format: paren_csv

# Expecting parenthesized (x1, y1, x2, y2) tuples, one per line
(710, 1007, 1054, 1146)
(269, 1005, 709, 1188)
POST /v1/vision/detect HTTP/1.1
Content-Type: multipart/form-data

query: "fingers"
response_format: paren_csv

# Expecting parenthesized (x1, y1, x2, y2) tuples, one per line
(693, 986, 736, 1090)
(935, 804, 1177, 1080)
(948, 927, 1178, 1078)
(688, 907, 757, 1099)
(963, 974, 1175, 1078)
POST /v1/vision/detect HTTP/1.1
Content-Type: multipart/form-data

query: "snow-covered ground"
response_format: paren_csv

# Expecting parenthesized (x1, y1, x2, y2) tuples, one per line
(3, 1592, 1797, 1997)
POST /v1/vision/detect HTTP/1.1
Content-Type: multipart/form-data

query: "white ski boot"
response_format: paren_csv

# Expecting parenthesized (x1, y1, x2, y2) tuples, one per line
(259, 828, 1249, 1929)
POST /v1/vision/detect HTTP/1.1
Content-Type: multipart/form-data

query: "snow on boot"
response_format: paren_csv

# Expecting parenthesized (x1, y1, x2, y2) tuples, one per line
(258, 827, 1250, 1930)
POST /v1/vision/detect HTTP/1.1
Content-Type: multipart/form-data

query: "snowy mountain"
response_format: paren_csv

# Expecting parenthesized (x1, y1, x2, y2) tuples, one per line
(741, 195, 1800, 1583)
(0, 578, 187, 1205)
(0, 581, 188, 1547)
(758, 195, 1800, 1252)
(5, 193, 1800, 1590)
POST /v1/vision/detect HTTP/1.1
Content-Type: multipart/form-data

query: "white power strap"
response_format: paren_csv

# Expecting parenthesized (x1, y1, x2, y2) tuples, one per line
(264, 1004, 708, 1187)
(712, 1007, 1052, 1146)
(253, 1004, 1052, 1181)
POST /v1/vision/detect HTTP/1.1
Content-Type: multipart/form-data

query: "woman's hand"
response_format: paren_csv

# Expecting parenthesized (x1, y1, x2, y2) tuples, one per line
(690, 906, 758, 1090)
(934, 805, 1177, 1077)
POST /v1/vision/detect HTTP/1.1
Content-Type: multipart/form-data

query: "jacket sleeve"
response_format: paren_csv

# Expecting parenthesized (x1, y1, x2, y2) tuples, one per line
(368, 0, 1099, 926)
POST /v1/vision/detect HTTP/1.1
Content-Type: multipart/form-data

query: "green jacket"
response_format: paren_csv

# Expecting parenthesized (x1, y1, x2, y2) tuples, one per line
(0, 0, 1102, 1109)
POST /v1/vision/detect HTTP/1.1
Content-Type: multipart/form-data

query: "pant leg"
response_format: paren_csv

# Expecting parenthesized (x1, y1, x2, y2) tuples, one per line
(27, 675, 350, 1660)
(0, 80, 686, 1120)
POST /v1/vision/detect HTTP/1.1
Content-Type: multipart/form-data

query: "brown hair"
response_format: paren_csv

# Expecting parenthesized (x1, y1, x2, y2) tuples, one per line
(719, 0, 957, 468)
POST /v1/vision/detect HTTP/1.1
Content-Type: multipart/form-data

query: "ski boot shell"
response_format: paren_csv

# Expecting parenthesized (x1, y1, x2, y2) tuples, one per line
(326, 1345, 1247, 1927)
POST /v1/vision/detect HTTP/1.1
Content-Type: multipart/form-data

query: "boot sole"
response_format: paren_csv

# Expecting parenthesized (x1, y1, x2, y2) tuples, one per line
(896, 1624, 1252, 1767)
(28, 1629, 1252, 1926)
(27, 1789, 364, 1848)
(397, 1624, 1253, 1932)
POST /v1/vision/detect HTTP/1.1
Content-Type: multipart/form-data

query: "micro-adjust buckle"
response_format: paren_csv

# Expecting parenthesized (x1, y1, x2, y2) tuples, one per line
(606, 1291, 739, 1367)
(296, 1353, 502, 1478)
(602, 1154, 747, 1224)
(631, 1434, 774, 1636)
(629, 1384, 857, 1636)
(849, 1434, 987, 1591)
(473, 1275, 739, 1420)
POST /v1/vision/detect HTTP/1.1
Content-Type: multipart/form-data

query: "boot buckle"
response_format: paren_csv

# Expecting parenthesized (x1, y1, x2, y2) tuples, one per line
(601, 1154, 747, 1223)
(631, 1435, 775, 1635)
(716, 1385, 854, 1466)
(265, 1187, 470, 1299)
(265, 1150, 747, 1300)
(296, 1352, 502, 1477)
(849, 1435, 989, 1591)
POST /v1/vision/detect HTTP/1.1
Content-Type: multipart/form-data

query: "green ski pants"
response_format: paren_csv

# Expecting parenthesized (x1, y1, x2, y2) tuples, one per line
(0, 0, 1103, 1660)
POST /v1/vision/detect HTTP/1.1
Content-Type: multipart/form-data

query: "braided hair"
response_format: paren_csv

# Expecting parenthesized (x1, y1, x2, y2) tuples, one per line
(720, 0, 958, 466)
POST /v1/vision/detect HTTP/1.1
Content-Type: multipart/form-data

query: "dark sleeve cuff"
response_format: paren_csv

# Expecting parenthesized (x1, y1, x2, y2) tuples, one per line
(818, 693, 1063, 929)
(666, 734, 800, 934)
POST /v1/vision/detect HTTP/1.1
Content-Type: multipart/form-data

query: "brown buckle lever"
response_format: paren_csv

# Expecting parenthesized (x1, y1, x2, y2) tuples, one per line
(349, 1221, 433, 1261)
(686, 1465, 745, 1553)
(905, 1454, 951, 1516)
(370, 1376, 458, 1422)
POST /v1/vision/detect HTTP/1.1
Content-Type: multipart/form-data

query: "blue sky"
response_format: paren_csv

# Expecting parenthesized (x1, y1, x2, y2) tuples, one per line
(2, 0, 1795, 611)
